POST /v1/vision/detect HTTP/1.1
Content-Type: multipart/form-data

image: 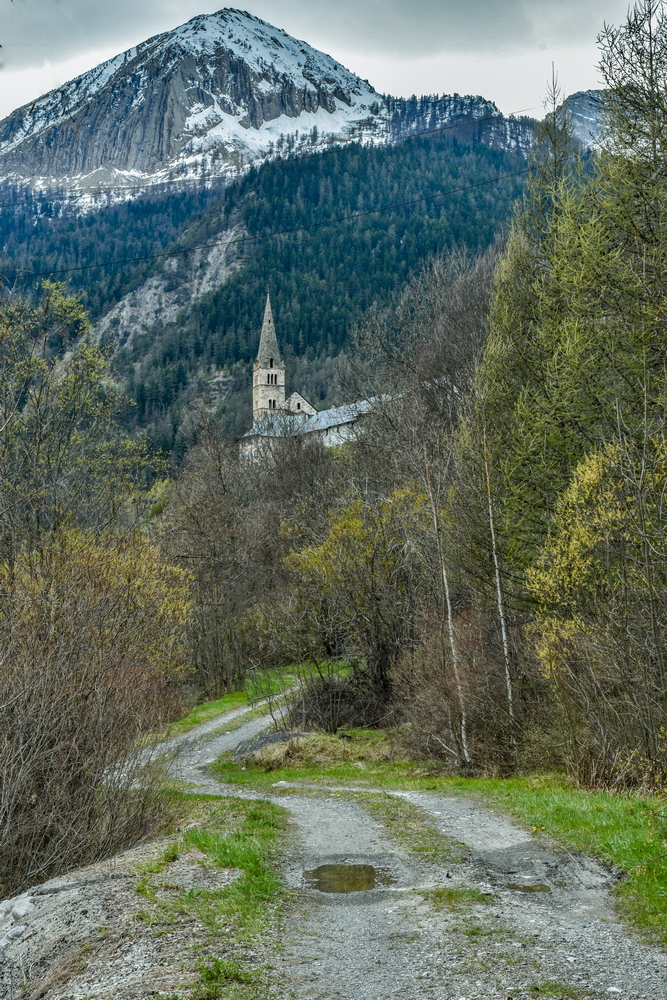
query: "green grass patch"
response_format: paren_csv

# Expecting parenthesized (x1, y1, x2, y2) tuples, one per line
(212, 728, 419, 787)
(192, 957, 258, 999)
(354, 791, 465, 864)
(168, 691, 249, 737)
(529, 983, 593, 998)
(244, 668, 295, 704)
(168, 669, 295, 739)
(134, 793, 288, 998)
(212, 734, 667, 944)
(420, 886, 493, 909)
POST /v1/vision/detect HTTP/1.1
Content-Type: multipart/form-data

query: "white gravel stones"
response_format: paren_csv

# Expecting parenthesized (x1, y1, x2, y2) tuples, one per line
(10, 895, 34, 920)
(0, 925, 26, 953)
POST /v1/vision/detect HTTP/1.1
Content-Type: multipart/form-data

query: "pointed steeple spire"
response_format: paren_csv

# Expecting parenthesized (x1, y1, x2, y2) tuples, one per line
(256, 293, 281, 367)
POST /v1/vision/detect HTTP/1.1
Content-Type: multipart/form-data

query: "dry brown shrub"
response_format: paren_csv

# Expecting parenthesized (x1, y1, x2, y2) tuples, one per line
(396, 605, 556, 774)
(250, 731, 397, 771)
(0, 532, 192, 896)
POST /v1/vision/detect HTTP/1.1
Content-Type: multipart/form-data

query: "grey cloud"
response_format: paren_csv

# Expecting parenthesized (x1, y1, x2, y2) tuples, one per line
(257, 0, 629, 56)
(1, 0, 630, 70)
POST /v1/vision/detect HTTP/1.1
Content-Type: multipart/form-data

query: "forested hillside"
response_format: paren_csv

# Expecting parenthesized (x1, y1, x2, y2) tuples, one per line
(2, 129, 526, 449)
(121, 132, 526, 448)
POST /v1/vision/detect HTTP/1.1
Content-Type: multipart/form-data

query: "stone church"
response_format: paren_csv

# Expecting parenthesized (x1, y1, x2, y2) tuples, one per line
(240, 295, 371, 458)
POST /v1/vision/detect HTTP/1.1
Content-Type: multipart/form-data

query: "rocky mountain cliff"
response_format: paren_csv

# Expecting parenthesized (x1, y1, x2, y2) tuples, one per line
(564, 90, 603, 148)
(0, 8, 533, 200)
(0, 8, 381, 193)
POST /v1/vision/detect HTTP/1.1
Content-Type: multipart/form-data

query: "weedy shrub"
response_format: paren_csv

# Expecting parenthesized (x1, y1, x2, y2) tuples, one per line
(249, 730, 397, 771)
(0, 532, 191, 896)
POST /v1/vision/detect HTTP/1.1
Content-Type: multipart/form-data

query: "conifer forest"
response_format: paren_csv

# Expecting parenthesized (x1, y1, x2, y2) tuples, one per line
(3, 0, 667, 920)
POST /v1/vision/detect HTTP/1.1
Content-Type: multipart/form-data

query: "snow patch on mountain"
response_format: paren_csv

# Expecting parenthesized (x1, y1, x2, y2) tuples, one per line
(165, 9, 372, 97)
(0, 8, 541, 209)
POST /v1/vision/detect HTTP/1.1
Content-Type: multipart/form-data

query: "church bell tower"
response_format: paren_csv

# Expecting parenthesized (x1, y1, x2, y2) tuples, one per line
(252, 294, 285, 423)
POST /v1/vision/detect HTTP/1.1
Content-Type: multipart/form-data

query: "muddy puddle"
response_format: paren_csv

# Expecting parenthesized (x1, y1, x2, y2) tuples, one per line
(303, 863, 396, 893)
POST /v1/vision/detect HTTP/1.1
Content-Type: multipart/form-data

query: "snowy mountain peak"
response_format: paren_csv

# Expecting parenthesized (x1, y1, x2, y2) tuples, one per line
(0, 8, 533, 202)
(162, 8, 374, 97)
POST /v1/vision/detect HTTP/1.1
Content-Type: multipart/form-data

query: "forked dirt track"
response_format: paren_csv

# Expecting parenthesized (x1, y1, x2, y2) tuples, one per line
(178, 715, 667, 1000)
(0, 708, 666, 999)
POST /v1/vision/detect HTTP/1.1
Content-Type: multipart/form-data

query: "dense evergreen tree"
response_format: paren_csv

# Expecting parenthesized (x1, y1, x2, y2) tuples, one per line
(1, 130, 525, 449)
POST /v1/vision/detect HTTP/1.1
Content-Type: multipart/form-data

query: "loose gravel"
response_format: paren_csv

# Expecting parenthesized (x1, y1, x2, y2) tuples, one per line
(1, 709, 665, 1000)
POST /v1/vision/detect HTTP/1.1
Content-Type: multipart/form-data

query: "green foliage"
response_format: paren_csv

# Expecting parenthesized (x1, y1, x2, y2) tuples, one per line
(445, 2, 667, 779)
(0, 281, 165, 549)
(1, 134, 526, 451)
(420, 886, 493, 908)
(281, 487, 429, 691)
(0, 139, 523, 451)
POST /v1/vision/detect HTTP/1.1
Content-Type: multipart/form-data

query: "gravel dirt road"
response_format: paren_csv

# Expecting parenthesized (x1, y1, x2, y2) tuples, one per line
(1, 708, 665, 999)
(176, 714, 667, 1000)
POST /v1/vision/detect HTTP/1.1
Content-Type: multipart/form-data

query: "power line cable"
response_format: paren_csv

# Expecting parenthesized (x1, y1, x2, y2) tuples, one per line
(5, 165, 531, 280)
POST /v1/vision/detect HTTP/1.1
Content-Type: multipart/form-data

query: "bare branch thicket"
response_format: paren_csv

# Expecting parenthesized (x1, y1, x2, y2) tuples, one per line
(0, 284, 190, 895)
(163, 408, 341, 700)
(0, 532, 190, 897)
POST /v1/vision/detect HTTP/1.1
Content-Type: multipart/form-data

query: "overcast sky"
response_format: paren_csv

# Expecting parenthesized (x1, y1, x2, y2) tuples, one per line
(0, 0, 630, 119)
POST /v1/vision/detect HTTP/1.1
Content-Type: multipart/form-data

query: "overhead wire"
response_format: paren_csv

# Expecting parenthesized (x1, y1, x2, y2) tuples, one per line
(4, 164, 531, 280)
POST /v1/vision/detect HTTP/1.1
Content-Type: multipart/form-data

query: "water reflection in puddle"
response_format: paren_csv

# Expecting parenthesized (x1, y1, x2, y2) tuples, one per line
(304, 863, 397, 893)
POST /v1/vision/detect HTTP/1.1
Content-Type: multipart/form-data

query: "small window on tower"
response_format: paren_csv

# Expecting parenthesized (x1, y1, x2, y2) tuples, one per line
(269, 358, 273, 368)
(297, 403, 301, 410)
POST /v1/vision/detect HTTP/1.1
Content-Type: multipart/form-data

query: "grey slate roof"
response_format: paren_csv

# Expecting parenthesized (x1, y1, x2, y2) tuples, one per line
(302, 399, 373, 432)
(255, 294, 281, 367)
(241, 398, 373, 440)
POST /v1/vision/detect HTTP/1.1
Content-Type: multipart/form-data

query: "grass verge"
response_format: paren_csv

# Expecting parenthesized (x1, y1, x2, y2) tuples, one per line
(135, 793, 288, 999)
(444, 773, 667, 944)
(167, 692, 249, 737)
(169, 670, 295, 739)
(212, 729, 667, 945)
(353, 791, 465, 865)
(419, 886, 494, 909)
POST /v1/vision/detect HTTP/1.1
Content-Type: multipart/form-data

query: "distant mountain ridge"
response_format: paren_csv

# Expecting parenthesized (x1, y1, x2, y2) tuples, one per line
(0, 7, 535, 202)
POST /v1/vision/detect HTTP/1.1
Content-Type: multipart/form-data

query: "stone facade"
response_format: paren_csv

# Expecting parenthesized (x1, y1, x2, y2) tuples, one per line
(240, 295, 371, 458)
(252, 296, 286, 419)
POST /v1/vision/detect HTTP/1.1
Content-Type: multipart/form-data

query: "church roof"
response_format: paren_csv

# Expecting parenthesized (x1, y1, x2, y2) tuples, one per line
(303, 399, 373, 431)
(240, 398, 374, 440)
(256, 294, 281, 367)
